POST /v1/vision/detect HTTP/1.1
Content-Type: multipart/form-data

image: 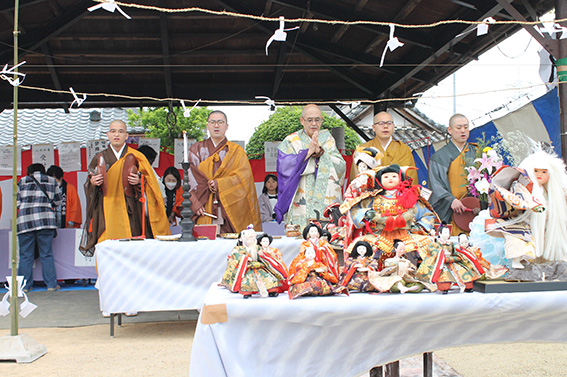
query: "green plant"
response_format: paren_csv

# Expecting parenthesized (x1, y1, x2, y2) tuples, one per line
(245, 107, 360, 159)
(126, 107, 209, 153)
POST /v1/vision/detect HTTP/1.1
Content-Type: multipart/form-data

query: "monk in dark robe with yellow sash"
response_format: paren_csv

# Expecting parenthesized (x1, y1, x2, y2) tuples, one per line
(428, 114, 477, 236)
(187, 110, 261, 233)
(80, 120, 170, 255)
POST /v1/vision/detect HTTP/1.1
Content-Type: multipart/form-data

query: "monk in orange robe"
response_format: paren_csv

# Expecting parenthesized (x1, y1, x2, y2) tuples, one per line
(80, 120, 170, 255)
(428, 114, 477, 236)
(349, 111, 417, 183)
(187, 110, 261, 233)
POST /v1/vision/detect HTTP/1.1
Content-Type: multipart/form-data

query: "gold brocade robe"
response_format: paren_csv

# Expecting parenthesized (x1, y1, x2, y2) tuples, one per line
(350, 139, 417, 183)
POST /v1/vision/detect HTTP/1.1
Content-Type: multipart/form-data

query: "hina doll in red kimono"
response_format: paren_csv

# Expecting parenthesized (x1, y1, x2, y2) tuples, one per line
(257, 232, 289, 293)
(288, 223, 345, 299)
(458, 233, 507, 279)
(338, 240, 379, 292)
(220, 226, 288, 298)
(415, 224, 483, 293)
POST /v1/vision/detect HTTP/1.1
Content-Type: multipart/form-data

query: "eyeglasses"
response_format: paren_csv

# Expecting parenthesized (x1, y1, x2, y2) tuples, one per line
(108, 129, 126, 134)
(207, 120, 226, 126)
(373, 121, 394, 127)
(302, 117, 322, 124)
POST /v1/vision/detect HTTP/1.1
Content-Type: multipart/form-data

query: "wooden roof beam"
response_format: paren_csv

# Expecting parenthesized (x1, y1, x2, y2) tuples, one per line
(271, 0, 432, 49)
(364, 0, 423, 53)
(495, 0, 558, 56)
(160, 11, 173, 99)
(217, 0, 378, 97)
(380, 1, 529, 99)
(271, 40, 288, 98)
(0, 0, 45, 13)
(330, 0, 368, 43)
(0, 0, 93, 63)
(41, 43, 70, 112)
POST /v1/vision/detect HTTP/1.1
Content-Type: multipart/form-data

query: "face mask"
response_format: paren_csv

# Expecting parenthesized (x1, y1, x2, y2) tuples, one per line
(165, 182, 177, 190)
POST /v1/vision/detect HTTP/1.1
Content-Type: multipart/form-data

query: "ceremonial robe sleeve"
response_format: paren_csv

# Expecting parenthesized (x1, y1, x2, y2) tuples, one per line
(427, 153, 454, 223)
(326, 139, 347, 183)
(273, 143, 309, 223)
(394, 143, 418, 183)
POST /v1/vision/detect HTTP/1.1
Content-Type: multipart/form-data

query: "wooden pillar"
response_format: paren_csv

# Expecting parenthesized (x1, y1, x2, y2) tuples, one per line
(557, 0, 567, 159)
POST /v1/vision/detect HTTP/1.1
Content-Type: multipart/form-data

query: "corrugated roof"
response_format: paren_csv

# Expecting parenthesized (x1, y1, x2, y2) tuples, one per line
(0, 108, 144, 147)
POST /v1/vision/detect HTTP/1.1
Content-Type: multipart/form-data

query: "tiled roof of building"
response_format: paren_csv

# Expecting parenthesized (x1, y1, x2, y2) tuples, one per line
(0, 108, 145, 147)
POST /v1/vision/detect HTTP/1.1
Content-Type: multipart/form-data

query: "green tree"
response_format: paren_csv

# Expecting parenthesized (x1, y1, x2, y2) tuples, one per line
(126, 107, 210, 152)
(246, 107, 360, 159)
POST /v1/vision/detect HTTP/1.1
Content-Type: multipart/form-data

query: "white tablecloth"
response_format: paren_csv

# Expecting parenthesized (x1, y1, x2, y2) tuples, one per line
(190, 284, 567, 377)
(95, 237, 303, 314)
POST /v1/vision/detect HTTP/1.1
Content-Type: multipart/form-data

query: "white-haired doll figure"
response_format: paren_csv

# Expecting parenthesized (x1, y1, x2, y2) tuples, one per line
(519, 149, 567, 262)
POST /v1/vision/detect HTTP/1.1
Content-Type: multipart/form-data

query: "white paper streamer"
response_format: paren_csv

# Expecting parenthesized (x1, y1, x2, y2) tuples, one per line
(0, 293, 9, 316)
(88, 0, 131, 19)
(180, 99, 201, 118)
(19, 292, 37, 318)
(265, 16, 299, 56)
(477, 17, 496, 36)
(537, 21, 567, 39)
(455, 17, 496, 39)
(0, 61, 26, 86)
(255, 96, 275, 111)
(380, 24, 404, 68)
(1, 276, 38, 318)
(69, 87, 86, 109)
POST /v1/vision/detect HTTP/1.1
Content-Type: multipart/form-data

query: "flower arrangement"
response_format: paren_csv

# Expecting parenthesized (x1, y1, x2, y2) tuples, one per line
(465, 143, 503, 202)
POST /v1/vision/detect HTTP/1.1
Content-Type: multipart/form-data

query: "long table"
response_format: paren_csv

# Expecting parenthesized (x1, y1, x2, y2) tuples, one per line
(0, 229, 97, 282)
(190, 284, 567, 377)
(95, 237, 303, 315)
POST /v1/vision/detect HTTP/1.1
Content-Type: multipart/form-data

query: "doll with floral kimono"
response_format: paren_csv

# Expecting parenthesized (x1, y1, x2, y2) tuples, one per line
(257, 232, 289, 292)
(338, 240, 379, 292)
(415, 224, 483, 293)
(368, 239, 433, 293)
(288, 223, 345, 299)
(344, 146, 382, 202)
(341, 164, 437, 259)
(220, 226, 287, 298)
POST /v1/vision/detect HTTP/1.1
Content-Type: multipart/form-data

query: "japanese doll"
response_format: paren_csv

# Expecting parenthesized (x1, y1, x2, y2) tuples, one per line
(257, 232, 289, 292)
(341, 164, 437, 258)
(368, 239, 433, 293)
(220, 226, 288, 298)
(458, 233, 507, 279)
(415, 225, 483, 293)
(338, 240, 379, 292)
(288, 223, 345, 299)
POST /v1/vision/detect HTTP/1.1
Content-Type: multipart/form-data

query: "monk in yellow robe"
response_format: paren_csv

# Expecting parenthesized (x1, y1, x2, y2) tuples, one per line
(187, 110, 261, 233)
(80, 120, 170, 255)
(349, 111, 417, 183)
(428, 114, 477, 236)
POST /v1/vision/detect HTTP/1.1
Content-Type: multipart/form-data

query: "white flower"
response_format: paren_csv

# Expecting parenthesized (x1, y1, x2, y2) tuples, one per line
(486, 149, 498, 159)
(474, 178, 490, 194)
